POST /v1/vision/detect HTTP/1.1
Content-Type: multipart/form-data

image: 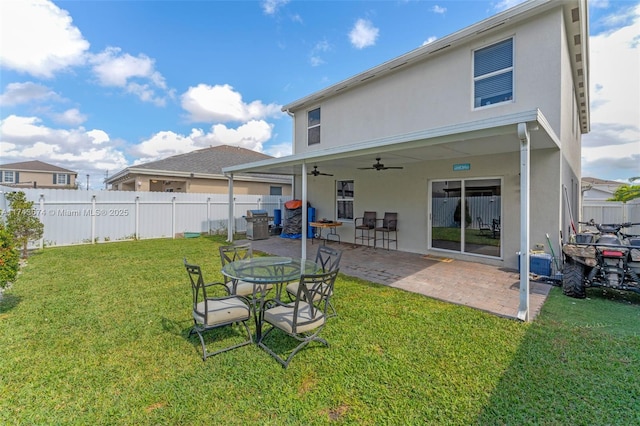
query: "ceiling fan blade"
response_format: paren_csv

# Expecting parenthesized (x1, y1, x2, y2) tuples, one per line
(308, 166, 333, 176)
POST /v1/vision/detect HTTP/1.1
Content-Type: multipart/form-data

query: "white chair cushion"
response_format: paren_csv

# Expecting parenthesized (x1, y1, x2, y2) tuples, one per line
(193, 297, 249, 326)
(227, 280, 273, 297)
(263, 301, 325, 334)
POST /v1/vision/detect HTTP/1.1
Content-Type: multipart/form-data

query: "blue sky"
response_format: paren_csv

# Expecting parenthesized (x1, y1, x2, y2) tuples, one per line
(1, 0, 639, 189)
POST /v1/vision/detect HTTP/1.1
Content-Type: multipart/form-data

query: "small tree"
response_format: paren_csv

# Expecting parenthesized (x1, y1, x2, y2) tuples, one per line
(607, 184, 640, 203)
(454, 199, 472, 227)
(0, 221, 20, 288)
(6, 191, 44, 258)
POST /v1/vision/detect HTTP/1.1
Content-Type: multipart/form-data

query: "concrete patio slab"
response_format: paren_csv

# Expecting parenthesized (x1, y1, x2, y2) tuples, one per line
(239, 236, 553, 321)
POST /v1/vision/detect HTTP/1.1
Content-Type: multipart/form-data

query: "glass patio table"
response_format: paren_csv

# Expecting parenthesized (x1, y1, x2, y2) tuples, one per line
(221, 256, 321, 339)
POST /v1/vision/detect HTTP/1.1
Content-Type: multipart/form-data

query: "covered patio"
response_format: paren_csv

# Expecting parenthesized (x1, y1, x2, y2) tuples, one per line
(242, 237, 553, 321)
(224, 110, 560, 321)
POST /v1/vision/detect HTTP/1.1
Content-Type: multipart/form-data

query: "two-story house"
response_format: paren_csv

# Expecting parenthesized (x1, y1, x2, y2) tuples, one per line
(222, 0, 589, 318)
(0, 160, 78, 189)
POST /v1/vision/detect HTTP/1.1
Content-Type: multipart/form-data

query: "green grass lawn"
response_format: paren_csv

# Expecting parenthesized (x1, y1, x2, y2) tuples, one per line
(1, 237, 639, 424)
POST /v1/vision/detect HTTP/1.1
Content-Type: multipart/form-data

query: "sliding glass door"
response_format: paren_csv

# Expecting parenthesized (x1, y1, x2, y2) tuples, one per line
(430, 178, 501, 257)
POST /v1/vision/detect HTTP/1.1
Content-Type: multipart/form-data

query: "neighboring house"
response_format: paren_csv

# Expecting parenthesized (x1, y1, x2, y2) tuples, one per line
(582, 176, 623, 201)
(105, 145, 292, 196)
(0, 160, 78, 189)
(223, 0, 589, 318)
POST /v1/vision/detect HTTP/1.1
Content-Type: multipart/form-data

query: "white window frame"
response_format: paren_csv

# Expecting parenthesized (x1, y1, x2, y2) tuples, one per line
(336, 180, 354, 222)
(55, 173, 69, 185)
(2, 171, 15, 183)
(473, 37, 514, 109)
(307, 107, 321, 146)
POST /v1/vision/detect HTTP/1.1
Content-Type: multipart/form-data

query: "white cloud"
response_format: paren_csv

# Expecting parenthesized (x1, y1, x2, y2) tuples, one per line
(423, 36, 438, 46)
(264, 141, 292, 158)
(582, 3, 640, 180)
(349, 19, 379, 49)
(181, 84, 283, 123)
(0, 0, 89, 78)
(133, 120, 273, 163)
(309, 40, 331, 67)
(132, 130, 199, 163)
(492, 0, 527, 12)
(261, 0, 290, 15)
(0, 114, 128, 186)
(87, 129, 110, 145)
(51, 108, 87, 126)
(88, 47, 171, 106)
(431, 5, 447, 14)
(0, 82, 61, 106)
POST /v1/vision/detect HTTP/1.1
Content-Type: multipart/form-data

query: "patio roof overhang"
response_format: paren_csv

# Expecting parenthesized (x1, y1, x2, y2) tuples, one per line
(223, 108, 557, 323)
(222, 109, 558, 177)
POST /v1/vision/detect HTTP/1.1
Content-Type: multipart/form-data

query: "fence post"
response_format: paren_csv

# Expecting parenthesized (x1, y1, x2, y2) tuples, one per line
(91, 194, 96, 244)
(172, 196, 176, 239)
(135, 196, 140, 240)
(206, 197, 211, 235)
(39, 193, 45, 249)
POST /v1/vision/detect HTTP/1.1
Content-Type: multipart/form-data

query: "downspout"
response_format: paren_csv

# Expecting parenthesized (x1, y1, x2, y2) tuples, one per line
(227, 173, 234, 242)
(285, 109, 297, 201)
(517, 123, 531, 322)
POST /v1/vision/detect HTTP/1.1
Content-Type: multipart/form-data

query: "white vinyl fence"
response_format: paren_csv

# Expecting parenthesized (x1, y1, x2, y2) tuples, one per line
(0, 186, 292, 247)
(581, 199, 640, 234)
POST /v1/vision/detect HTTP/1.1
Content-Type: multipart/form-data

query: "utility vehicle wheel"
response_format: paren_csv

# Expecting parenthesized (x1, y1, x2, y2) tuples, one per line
(562, 261, 586, 298)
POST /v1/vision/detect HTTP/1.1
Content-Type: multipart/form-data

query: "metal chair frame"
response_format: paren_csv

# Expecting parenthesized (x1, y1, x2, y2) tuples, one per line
(375, 212, 398, 250)
(477, 217, 492, 236)
(258, 269, 339, 368)
(184, 259, 252, 360)
(286, 245, 342, 318)
(219, 243, 273, 297)
(354, 211, 377, 247)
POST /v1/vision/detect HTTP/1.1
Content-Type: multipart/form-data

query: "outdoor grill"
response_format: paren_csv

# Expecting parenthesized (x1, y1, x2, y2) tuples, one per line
(245, 209, 270, 240)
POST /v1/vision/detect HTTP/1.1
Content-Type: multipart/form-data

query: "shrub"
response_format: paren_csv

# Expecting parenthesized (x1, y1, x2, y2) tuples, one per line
(0, 222, 20, 288)
(454, 199, 472, 227)
(6, 191, 44, 258)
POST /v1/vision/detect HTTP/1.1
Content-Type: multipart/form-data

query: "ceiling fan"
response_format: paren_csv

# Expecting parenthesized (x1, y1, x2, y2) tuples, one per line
(358, 157, 404, 171)
(308, 165, 333, 176)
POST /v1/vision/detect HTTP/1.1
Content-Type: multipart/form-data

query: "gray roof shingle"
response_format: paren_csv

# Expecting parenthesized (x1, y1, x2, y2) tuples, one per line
(0, 160, 76, 174)
(133, 145, 273, 174)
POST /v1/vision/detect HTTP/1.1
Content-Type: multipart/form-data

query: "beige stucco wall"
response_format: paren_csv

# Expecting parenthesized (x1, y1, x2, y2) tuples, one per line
(114, 175, 291, 196)
(291, 8, 565, 155)
(2, 170, 77, 188)
(285, 6, 580, 270)
(297, 146, 562, 270)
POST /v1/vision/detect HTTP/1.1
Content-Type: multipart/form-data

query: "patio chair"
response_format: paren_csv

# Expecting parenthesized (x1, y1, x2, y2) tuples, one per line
(184, 259, 252, 361)
(375, 212, 398, 250)
(354, 211, 377, 247)
(492, 217, 501, 239)
(219, 243, 273, 297)
(258, 269, 339, 368)
(477, 217, 492, 236)
(286, 245, 342, 318)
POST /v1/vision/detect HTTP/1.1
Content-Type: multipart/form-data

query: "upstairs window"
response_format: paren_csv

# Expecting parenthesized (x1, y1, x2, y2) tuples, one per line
(474, 38, 513, 108)
(307, 107, 321, 146)
(54, 173, 69, 185)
